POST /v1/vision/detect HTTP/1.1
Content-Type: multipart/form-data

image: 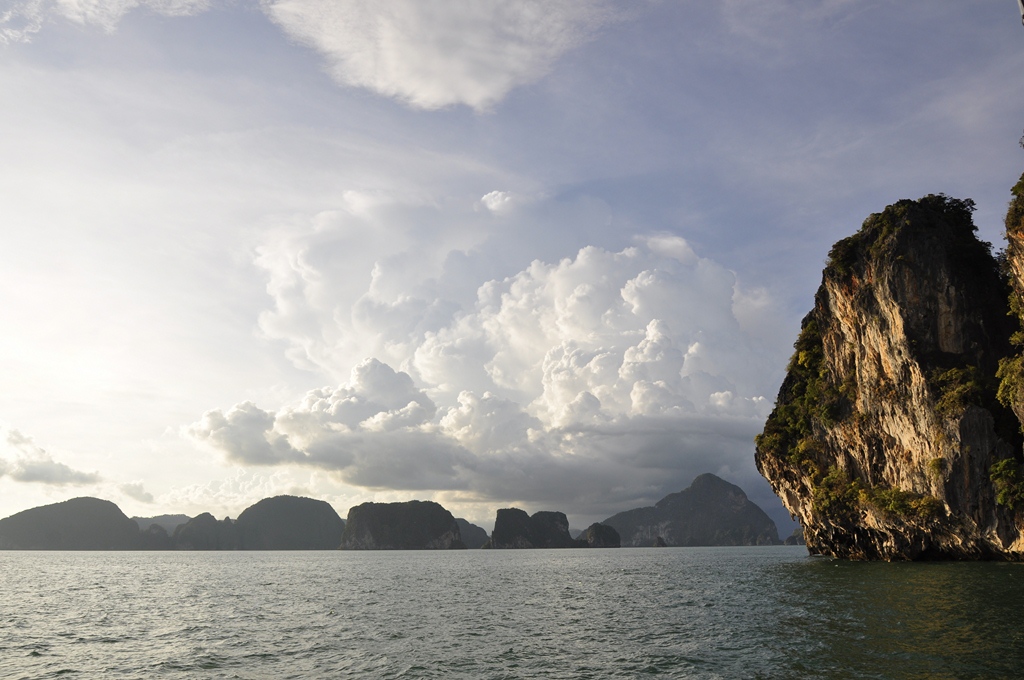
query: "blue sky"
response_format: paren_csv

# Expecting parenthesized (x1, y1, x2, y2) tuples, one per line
(1, 0, 1022, 532)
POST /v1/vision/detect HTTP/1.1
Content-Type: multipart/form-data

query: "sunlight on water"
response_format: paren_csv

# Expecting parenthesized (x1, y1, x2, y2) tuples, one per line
(1, 548, 1023, 678)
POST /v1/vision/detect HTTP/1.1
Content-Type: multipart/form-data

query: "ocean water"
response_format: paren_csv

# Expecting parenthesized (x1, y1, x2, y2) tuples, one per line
(2, 546, 1023, 679)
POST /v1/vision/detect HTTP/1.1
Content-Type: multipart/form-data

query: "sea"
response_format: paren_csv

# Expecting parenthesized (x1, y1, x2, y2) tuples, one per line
(2, 546, 1023, 679)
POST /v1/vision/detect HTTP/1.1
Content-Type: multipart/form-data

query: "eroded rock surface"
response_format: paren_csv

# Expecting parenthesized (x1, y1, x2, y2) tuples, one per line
(756, 193, 1024, 560)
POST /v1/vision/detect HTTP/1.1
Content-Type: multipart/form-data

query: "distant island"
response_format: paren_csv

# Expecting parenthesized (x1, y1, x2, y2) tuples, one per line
(340, 500, 465, 549)
(483, 508, 620, 548)
(603, 473, 780, 547)
(0, 473, 781, 551)
(0, 495, 346, 551)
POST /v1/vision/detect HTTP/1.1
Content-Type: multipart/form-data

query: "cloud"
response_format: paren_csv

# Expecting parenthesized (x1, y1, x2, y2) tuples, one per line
(189, 358, 474, 490)
(2, 428, 101, 486)
(192, 234, 787, 515)
(188, 401, 304, 466)
(263, 0, 617, 110)
(3, 0, 616, 110)
(119, 481, 154, 503)
(480, 190, 517, 214)
(0, 0, 209, 42)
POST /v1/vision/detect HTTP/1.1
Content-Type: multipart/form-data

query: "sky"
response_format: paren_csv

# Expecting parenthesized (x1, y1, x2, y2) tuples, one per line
(2, 0, 1023, 534)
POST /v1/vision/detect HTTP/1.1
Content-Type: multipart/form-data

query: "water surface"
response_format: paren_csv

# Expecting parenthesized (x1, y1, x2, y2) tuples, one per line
(2, 547, 1022, 678)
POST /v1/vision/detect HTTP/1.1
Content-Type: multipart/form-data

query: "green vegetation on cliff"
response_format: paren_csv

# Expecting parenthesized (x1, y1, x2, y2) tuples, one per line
(990, 458, 1024, 510)
(811, 467, 941, 523)
(994, 171, 1024, 511)
(761, 194, 1015, 474)
(754, 316, 847, 475)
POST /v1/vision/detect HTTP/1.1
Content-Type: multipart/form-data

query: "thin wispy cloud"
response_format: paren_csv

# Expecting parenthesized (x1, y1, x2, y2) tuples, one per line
(0, 0, 210, 42)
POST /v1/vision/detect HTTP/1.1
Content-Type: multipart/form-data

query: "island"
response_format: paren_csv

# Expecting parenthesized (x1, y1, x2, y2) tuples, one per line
(757, 185, 1024, 560)
(484, 508, 620, 548)
(602, 473, 780, 547)
(340, 500, 465, 549)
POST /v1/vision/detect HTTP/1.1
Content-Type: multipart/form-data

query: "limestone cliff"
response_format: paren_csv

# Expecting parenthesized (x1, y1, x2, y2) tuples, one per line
(756, 194, 1024, 560)
(602, 474, 779, 547)
(173, 512, 241, 550)
(132, 514, 190, 535)
(455, 518, 489, 549)
(0, 497, 140, 550)
(235, 495, 344, 550)
(577, 522, 621, 548)
(340, 500, 465, 549)
(485, 508, 579, 548)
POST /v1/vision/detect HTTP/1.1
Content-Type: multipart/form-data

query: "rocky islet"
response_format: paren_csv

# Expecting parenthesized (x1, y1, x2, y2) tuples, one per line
(756, 181, 1024, 560)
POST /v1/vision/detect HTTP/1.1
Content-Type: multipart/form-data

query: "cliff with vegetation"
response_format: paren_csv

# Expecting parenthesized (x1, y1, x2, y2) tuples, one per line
(756, 192, 1024, 560)
(0, 497, 141, 550)
(486, 508, 575, 548)
(0, 495, 346, 550)
(235, 495, 345, 550)
(482, 508, 620, 548)
(455, 518, 489, 549)
(602, 474, 779, 547)
(173, 512, 241, 550)
(340, 500, 465, 549)
(577, 522, 621, 548)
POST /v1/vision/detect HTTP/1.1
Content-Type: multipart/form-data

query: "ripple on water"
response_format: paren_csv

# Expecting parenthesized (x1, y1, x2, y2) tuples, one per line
(2, 549, 1024, 678)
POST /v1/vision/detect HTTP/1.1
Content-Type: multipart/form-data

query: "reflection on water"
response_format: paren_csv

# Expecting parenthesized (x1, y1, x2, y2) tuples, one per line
(771, 559, 1024, 678)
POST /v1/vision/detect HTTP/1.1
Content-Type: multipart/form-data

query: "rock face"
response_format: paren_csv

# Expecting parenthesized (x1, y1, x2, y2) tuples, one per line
(172, 513, 241, 550)
(455, 518, 489, 549)
(487, 508, 579, 548)
(340, 500, 464, 549)
(578, 522, 621, 548)
(756, 193, 1024, 560)
(0, 497, 140, 550)
(235, 496, 345, 550)
(603, 474, 780, 547)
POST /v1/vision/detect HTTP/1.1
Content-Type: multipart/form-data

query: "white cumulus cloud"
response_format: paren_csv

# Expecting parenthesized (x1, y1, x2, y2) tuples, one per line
(191, 231, 787, 515)
(480, 190, 516, 213)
